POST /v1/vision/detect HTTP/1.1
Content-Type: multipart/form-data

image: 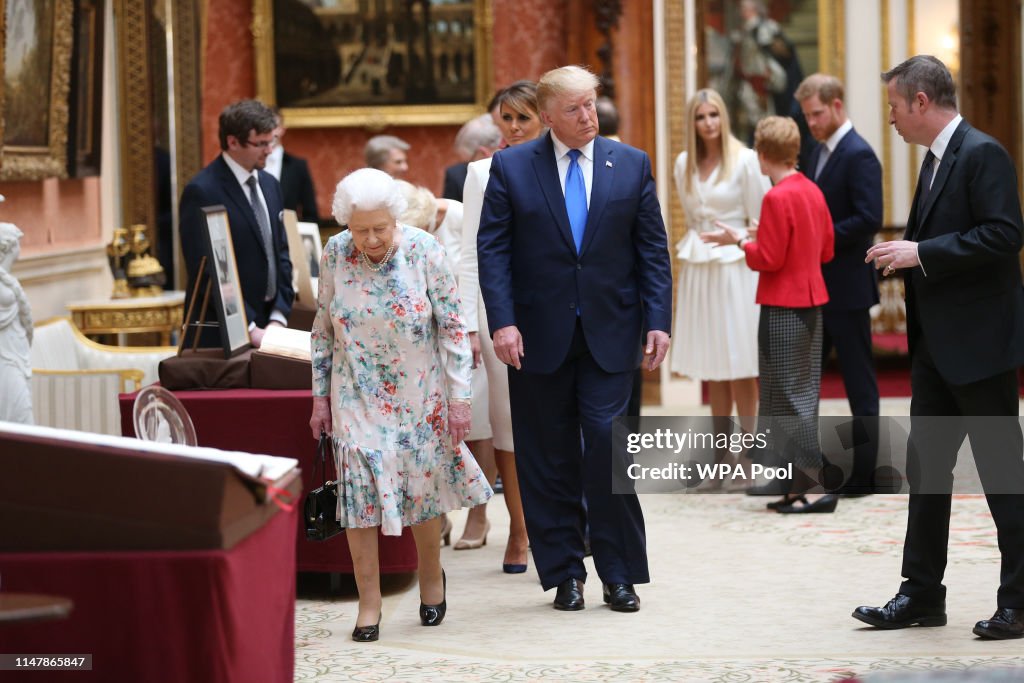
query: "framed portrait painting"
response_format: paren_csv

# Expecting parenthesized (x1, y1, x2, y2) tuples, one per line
(697, 0, 843, 146)
(202, 206, 251, 357)
(1, 0, 74, 180)
(253, 0, 494, 127)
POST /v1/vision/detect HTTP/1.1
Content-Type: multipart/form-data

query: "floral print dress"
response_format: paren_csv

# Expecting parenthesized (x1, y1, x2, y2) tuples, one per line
(312, 225, 492, 535)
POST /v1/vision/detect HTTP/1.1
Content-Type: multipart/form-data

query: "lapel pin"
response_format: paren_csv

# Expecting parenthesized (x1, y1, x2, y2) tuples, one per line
(605, 160, 613, 168)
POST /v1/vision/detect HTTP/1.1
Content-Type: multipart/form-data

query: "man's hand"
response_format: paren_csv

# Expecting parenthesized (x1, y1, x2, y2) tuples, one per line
(865, 240, 920, 276)
(309, 396, 332, 439)
(469, 332, 482, 369)
(644, 330, 670, 371)
(449, 401, 472, 446)
(492, 325, 524, 370)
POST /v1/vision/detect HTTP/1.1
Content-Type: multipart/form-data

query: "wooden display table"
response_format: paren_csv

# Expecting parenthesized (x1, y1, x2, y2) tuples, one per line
(67, 291, 185, 346)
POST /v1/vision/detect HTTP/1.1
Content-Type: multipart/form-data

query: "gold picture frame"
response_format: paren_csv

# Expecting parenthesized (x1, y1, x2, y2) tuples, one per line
(1, 0, 74, 180)
(253, 0, 494, 128)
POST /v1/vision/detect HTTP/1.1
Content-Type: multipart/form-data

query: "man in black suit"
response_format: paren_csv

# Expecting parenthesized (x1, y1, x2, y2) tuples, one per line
(180, 99, 294, 348)
(442, 114, 502, 201)
(857, 55, 1024, 640)
(796, 74, 882, 494)
(267, 111, 319, 222)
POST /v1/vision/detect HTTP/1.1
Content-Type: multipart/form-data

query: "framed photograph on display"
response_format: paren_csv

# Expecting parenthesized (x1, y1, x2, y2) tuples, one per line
(202, 206, 251, 357)
(281, 209, 315, 307)
(298, 221, 323, 297)
(1, 0, 74, 180)
(252, 0, 493, 128)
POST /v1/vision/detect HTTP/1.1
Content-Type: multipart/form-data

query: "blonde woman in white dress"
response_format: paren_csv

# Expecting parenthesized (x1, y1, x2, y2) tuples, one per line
(458, 81, 542, 572)
(672, 89, 770, 449)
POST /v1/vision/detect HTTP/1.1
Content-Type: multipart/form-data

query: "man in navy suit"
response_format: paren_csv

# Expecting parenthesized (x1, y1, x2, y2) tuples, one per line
(266, 110, 320, 222)
(796, 74, 882, 494)
(180, 99, 294, 348)
(858, 55, 1024, 640)
(477, 66, 672, 612)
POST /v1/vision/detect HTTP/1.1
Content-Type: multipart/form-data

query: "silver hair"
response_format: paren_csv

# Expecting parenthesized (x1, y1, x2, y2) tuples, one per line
(332, 168, 408, 225)
(453, 114, 503, 159)
(364, 135, 410, 169)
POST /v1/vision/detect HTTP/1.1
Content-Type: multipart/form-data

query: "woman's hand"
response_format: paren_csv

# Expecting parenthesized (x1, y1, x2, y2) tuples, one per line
(448, 401, 471, 446)
(700, 220, 744, 246)
(469, 332, 482, 369)
(309, 396, 332, 439)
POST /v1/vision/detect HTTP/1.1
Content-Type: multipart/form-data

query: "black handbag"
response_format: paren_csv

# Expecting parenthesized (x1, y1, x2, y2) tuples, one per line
(304, 431, 344, 541)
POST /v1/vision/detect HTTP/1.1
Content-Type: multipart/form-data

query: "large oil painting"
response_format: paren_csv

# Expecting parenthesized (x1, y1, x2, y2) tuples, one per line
(254, 0, 493, 127)
(1, 0, 73, 180)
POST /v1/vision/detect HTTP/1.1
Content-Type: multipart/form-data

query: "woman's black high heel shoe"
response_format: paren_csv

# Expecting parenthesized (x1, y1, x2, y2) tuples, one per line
(351, 613, 381, 642)
(419, 570, 447, 626)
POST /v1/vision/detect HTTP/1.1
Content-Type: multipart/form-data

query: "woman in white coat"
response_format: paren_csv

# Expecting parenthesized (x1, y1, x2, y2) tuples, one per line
(671, 89, 770, 469)
(457, 81, 543, 572)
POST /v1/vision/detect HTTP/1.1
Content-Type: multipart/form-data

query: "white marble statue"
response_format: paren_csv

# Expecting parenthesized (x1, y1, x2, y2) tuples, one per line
(0, 222, 34, 423)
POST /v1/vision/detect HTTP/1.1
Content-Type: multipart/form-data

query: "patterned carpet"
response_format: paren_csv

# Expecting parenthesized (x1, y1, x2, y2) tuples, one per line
(294, 490, 1022, 682)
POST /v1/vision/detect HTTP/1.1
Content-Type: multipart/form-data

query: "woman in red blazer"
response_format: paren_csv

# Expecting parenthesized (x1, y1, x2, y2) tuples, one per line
(704, 116, 836, 513)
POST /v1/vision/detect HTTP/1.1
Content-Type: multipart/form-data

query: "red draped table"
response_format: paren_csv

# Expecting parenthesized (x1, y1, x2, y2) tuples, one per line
(119, 388, 418, 574)
(0, 507, 296, 683)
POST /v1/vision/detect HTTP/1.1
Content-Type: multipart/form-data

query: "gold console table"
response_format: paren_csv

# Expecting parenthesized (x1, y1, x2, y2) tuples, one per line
(67, 291, 186, 346)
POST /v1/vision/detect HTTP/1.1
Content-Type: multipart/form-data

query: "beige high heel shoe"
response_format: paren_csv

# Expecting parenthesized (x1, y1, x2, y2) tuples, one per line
(453, 520, 490, 550)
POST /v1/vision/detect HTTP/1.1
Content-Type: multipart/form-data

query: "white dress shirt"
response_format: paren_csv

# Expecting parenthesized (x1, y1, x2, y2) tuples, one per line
(551, 133, 594, 207)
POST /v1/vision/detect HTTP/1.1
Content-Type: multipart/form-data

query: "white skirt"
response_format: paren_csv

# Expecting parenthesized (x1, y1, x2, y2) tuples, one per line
(670, 259, 760, 381)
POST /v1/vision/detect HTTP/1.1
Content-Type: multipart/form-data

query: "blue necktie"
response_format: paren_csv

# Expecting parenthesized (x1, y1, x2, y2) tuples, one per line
(565, 149, 588, 253)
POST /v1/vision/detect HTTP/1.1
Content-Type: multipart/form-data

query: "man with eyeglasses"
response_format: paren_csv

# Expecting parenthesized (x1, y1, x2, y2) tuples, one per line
(180, 99, 295, 348)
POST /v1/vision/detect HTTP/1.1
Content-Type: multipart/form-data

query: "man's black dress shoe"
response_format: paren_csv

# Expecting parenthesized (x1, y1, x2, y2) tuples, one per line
(553, 578, 585, 611)
(973, 608, 1024, 639)
(777, 493, 838, 514)
(852, 594, 947, 629)
(603, 583, 640, 612)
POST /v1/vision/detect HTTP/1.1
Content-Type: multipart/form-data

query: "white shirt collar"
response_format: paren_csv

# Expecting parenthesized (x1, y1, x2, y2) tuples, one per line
(221, 151, 260, 188)
(929, 114, 963, 161)
(550, 132, 595, 162)
(265, 145, 284, 180)
(823, 119, 853, 153)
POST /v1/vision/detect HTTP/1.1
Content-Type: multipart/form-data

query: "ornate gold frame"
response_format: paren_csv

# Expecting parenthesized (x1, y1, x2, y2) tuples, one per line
(0, 0, 74, 180)
(253, 0, 494, 128)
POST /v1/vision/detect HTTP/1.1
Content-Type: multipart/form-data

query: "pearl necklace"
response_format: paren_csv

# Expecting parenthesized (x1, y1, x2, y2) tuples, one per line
(360, 243, 396, 272)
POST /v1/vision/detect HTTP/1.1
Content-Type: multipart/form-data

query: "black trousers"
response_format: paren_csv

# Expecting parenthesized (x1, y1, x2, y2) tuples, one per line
(822, 307, 880, 490)
(900, 336, 1024, 607)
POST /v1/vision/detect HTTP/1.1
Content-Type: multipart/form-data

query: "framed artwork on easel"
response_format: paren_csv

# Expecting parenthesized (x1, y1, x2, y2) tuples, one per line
(200, 206, 251, 357)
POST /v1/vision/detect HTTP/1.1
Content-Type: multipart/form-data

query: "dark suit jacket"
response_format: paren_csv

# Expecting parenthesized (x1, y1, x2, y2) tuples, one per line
(904, 119, 1024, 385)
(442, 162, 469, 202)
(477, 133, 673, 375)
(180, 155, 295, 330)
(280, 152, 319, 222)
(806, 127, 883, 310)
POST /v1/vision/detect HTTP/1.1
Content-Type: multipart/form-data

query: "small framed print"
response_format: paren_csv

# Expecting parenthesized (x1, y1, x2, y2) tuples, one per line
(202, 206, 251, 357)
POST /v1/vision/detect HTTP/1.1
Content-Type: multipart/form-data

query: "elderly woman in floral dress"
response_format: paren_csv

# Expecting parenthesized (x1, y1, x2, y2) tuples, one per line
(309, 168, 491, 643)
